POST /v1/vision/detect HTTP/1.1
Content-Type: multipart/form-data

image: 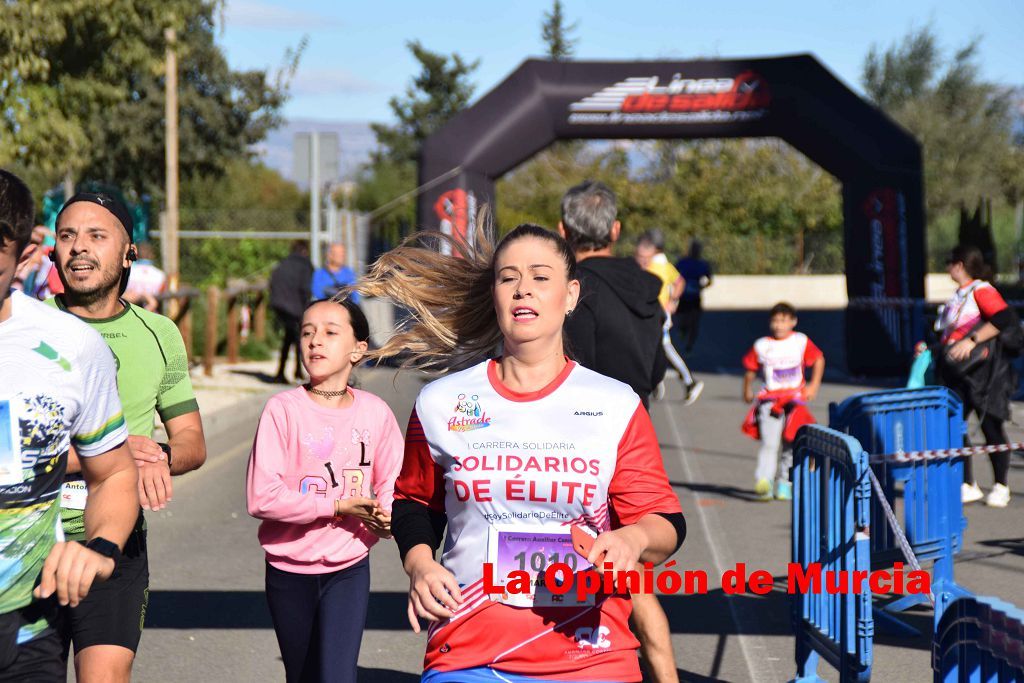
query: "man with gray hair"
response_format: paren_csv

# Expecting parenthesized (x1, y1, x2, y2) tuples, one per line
(559, 180, 680, 683)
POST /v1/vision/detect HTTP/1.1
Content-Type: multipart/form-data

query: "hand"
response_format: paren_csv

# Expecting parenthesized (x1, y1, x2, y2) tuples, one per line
(948, 338, 976, 361)
(405, 555, 464, 632)
(137, 459, 172, 510)
(361, 509, 392, 539)
(743, 388, 755, 404)
(335, 496, 380, 524)
(802, 385, 819, 402)
(127, 435, 166, 466)
(588, 526, 647, 574)
(33, 541, 115, 607)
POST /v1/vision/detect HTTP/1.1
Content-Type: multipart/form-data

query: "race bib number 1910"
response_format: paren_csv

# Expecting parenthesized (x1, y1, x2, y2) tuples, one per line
(0, 398, 23, 487)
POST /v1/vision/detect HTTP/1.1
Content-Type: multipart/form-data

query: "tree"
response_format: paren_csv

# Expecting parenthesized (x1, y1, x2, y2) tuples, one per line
(356, 41, 478, 243)
(541, 1, 578, 61)
(861, 27, 1016, 221)
(369, 41, 479, 165)
(0, 0, 299, 200)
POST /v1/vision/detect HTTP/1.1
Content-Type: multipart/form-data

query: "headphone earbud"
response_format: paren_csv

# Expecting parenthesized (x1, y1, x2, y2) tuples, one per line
(47, 249, 56, 263)
(127, 246, 138, 262)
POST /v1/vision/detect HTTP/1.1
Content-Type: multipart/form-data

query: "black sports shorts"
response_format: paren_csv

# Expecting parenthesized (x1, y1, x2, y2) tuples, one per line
(59, 523, 149, 656)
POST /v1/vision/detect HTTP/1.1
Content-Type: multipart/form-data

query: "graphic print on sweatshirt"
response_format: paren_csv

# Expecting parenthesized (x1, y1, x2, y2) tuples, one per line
(300, 425, 373, 500)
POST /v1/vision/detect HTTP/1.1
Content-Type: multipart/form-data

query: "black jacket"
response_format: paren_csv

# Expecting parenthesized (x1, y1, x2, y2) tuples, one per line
(269, 252, 314, 319)
(564, 256, 666, 405)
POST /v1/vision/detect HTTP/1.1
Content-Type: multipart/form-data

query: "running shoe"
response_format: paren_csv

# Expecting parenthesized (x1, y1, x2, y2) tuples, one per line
(684, 380, 704, 406)
(774, 480, 793, 501)
(962, 482, 984, 504)
(754, 478, 772, 501)
(985, 483, 1010, 508)
(653, 381, 666, 401)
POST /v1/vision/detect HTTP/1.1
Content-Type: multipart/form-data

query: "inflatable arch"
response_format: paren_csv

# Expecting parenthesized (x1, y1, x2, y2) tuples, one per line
(417, 56, 925, 375)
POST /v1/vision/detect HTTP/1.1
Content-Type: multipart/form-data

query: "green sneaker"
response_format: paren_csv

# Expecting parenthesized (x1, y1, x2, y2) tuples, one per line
(754, 478, 772, 501)
(774, 480, 793, 501)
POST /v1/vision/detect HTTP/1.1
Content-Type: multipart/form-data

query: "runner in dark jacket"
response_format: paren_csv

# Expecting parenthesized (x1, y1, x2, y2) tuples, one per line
(566, 256, 666, 407)
(269, 241, 313, 383)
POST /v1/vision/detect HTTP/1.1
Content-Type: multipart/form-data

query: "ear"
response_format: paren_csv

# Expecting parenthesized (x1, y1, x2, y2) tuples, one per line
(610, 221, 621, 243)
(17, 243, 37, 269)
(350, 340, 369, 364)
(557, 221, 566, 239)
(566, 278, 581, 312)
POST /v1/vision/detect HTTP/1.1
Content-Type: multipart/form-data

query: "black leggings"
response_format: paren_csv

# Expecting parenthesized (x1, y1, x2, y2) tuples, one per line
(962, 407, 1011, 487)
(274, 311, 303, 379)
(265, 558, 370, 683)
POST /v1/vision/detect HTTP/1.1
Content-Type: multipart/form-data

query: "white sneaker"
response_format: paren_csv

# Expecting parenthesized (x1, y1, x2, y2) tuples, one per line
(653, 381, 666, 401)
(985, 483, 1010, 508)
(962, 482, 984, 504)
(684, 380, 704, 406)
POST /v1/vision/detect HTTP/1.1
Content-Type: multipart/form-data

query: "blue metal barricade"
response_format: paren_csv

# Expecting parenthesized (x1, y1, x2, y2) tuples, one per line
(829, 387, 967, 623)
(933, 595, 1024, 682)
(792, 425, 873, 683)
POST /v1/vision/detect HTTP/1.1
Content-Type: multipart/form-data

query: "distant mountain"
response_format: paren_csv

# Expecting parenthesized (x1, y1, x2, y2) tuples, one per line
(255, 118, 377, 187)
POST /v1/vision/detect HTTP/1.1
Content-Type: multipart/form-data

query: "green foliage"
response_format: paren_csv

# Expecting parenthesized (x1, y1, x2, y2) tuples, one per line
(861, 27, 1017, 221)
(497, 139, 843, 273)
(171, 160, 307, 287)
(541, 1, 578, 61)
(356, 41, 479, 242)
(240, 338, 273, 361)
(370, 41, 479, 166)
(0, 0, 300, 199)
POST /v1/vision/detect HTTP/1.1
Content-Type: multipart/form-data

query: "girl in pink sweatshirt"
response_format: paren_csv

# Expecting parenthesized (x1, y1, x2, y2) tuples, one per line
(246, 298, 403, 683)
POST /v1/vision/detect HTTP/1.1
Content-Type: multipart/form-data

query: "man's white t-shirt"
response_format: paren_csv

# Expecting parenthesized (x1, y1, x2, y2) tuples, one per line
(0, 291, 127, 617)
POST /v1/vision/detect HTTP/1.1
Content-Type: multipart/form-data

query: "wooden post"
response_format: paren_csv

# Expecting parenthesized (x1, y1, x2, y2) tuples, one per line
(204, 286, 220, 377)
(227, 293, 240, 364)
(180, 297, 193, 361)
(254, 293, 267, 342)
(164, 27, 180, 318)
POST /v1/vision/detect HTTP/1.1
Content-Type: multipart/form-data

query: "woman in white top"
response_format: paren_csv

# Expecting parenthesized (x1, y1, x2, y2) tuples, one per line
(355, 217, 686, 682)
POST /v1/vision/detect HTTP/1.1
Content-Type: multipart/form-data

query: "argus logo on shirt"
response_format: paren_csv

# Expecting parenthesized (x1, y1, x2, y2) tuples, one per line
(448, 392, 492, 432)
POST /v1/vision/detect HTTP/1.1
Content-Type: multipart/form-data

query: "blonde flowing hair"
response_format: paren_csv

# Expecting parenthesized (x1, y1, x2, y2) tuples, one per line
(352, 207, 576, 372)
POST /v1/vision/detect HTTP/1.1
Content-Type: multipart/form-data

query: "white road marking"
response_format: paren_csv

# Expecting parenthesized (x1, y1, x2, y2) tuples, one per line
(660, 382, 766, 683)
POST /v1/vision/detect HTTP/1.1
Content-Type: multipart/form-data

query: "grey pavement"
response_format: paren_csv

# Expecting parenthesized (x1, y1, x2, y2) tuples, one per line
(119, 365, 1024, 683)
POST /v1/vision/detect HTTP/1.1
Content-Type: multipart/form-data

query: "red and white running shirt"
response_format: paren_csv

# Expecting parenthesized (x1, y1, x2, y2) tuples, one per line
(938, 280, 1008, 343)
(397, 359, 681, 682)
(742, 332, 823, 397)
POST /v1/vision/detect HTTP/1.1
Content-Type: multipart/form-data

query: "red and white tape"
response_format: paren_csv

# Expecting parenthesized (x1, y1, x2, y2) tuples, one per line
(869, 442, 1024, 465)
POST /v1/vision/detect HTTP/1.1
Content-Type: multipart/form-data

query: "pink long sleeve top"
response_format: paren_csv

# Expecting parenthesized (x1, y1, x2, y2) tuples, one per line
(246, 386, 404, 573)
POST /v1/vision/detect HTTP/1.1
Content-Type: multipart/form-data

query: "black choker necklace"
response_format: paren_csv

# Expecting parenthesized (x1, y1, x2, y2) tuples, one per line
(305, 384, 348, 399)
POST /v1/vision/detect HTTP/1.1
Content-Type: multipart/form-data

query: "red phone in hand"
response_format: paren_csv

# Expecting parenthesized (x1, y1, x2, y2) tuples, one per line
(571, 525, 606, 566)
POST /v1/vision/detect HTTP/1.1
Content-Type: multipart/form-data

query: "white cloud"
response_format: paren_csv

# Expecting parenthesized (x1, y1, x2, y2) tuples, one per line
(226, 0, 343, 29)
(289, 68, 382, 96)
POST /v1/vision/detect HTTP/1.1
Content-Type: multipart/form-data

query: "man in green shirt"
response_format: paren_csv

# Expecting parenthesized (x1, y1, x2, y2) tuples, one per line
(48, 193, 207, 682)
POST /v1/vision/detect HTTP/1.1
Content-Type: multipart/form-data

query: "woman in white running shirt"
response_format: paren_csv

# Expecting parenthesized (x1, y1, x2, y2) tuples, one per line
(357, 219, 685, 683)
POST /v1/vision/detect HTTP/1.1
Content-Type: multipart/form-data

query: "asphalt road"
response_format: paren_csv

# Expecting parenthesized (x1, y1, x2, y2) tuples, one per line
(121, 369, 1024, 683)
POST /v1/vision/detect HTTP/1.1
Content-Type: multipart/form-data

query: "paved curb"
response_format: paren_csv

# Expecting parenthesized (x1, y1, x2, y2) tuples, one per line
(198, 389, 279, 457)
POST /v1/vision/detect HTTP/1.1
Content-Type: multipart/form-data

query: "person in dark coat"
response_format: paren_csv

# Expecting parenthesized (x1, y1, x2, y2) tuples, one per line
(270, 240, 313, 383)
(935, 245, 1020, 508)
(559, 180, 676, 683)
(560, 182, 666, 407)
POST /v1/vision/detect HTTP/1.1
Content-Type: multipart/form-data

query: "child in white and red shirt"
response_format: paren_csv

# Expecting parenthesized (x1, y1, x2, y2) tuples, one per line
(741, 302, 825, 501)
(246, 298, 403, 683)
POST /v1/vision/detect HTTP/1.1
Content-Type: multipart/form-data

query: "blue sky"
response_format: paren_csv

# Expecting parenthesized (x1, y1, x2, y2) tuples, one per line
(220, 0, 1023, 123)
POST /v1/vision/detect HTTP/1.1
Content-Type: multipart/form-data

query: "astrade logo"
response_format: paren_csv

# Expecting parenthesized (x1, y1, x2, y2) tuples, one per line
(449, 392, 492, 431)
(567, 71, 770, 125)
